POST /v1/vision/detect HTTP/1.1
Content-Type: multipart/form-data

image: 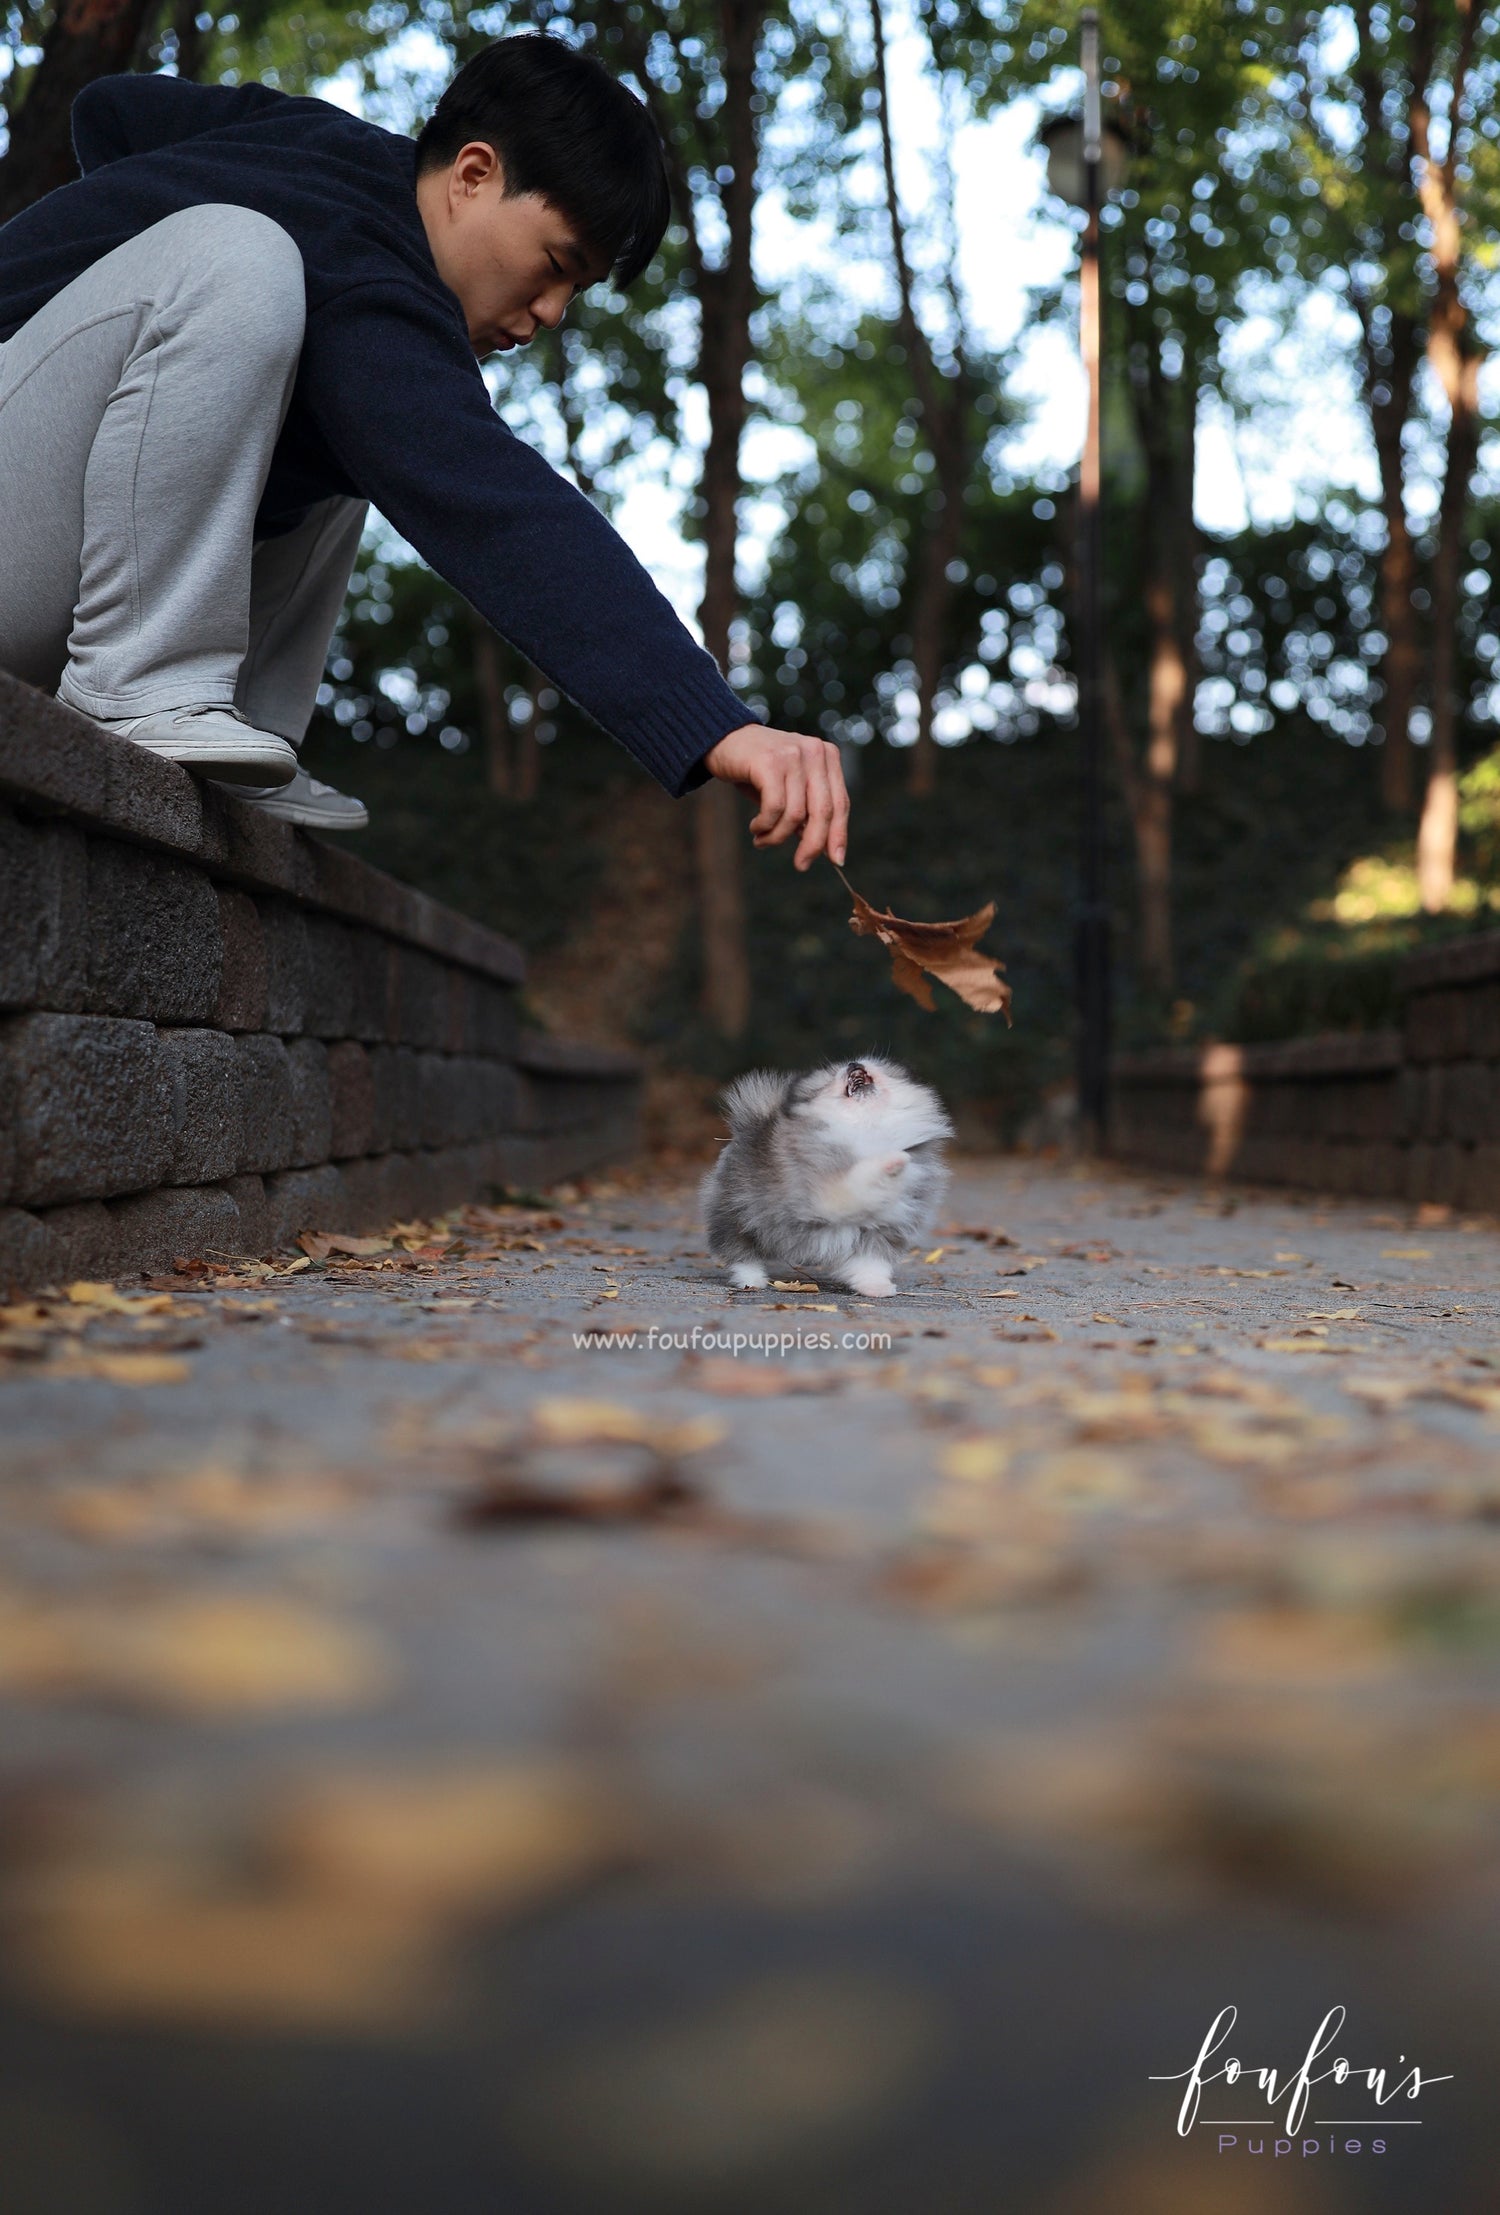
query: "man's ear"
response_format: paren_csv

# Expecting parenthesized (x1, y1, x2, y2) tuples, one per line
(450, 141, 504, 203)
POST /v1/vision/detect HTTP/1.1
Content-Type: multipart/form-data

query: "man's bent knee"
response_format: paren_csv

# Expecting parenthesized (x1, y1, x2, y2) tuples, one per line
(150, 203, 306, 348)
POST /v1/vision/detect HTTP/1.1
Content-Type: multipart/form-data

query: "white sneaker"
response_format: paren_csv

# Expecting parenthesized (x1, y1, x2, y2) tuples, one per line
(95, 703, 299, 787)
(228, 766, 370, 830)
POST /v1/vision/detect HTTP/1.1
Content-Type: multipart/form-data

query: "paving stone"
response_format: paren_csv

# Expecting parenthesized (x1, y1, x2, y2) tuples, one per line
(232, 1034, 296, 1176)
(327, 1041, 375, 1159)
(1, 1014, 170, 1206)
(158, 1029, 241, 1185)
(213, 887, 267, 1031)
(83, 839, 222, 1022)
(0, 809, 88, 1013)
(108, 1184, 242, 1273)
(286, 1038, 333, 1167)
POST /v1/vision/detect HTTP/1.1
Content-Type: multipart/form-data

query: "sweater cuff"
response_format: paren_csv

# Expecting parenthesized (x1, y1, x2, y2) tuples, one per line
(614, 663, 759, 798)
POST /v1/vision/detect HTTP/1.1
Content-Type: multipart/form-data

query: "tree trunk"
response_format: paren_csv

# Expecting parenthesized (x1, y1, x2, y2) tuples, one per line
(1411, 0, 1482, 910)
(685, 0, 762, 1040)
(1417, 356, 1478, 911)
(1119, 326, 1184, 998)
(1362, 307, 1421, 814)
(474, 623, 510, 800)
(1171, 369, 1201, 795)
(868, 0, 973, 799)
(0, 0, 165, 222)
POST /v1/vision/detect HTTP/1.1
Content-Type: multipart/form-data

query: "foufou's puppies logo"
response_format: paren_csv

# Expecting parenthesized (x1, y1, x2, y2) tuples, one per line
(1150, 2005, 1452, 2158)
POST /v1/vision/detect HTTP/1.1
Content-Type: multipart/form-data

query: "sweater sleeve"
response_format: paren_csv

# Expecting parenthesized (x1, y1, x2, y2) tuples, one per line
(298, 282, 753, 797)
(72, 74, 284, 174)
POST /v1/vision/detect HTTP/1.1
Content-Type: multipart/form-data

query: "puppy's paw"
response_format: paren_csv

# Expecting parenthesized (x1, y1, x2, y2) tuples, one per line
(728, 1261, 770, 1290)
(880, 1153, 909, 1179)
(842, 1259, 897, 1298)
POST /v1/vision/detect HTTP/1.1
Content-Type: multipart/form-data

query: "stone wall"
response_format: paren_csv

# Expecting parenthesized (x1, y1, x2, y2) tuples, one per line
(1110, 932, 1500, 1209)
(0, 674, 640, 1289)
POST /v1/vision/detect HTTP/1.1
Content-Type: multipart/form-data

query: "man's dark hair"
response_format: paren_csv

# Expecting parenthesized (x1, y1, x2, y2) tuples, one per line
(416, 34, 670, 289)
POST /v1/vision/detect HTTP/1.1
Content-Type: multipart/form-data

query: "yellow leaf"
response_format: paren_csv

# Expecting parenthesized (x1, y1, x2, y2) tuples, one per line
(1381, 1247, 1433, 1261)
(939, 1438, 1012, 1484)
(529, 1400, 725, 1456)
(65, 1281, 137, 1312)
(0, 1592, 392, 1714)
(772, 1280, 821, 1292)
(51, 1353, 191, 1386)
(922, 1248, 946, 1265)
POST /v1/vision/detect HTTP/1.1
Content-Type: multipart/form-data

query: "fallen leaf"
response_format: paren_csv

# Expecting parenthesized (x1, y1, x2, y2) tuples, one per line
(939, 1439, 1012, 1484)
(1381, 1247, 1434, 1261)
(839, 870, 1011, 1019)
(47, 1352, 191, 1386)
(0, 1592, 391, 1713)
(529, 1399, 726, 1456)
(682, 1358, 843, 1397)
(772, 1280, 821, 1292)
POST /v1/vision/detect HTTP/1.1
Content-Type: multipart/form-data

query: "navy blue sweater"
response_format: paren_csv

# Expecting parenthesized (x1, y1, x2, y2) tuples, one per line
(0, 73, 751, 794)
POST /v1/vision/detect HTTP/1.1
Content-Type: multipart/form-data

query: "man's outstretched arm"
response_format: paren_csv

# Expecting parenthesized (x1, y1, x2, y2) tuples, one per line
(300, 282, 851, 863)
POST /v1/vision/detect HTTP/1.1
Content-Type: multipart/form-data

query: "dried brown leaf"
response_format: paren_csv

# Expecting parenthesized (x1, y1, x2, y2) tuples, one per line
(838, 871, 1012, 1019)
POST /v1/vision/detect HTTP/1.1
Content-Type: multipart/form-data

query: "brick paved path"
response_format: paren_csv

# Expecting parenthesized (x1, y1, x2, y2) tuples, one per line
(1, 1159, 1497, 2212)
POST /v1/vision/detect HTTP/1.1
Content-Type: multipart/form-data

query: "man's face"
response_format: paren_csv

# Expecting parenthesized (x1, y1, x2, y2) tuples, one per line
(416, 141, 607, 358)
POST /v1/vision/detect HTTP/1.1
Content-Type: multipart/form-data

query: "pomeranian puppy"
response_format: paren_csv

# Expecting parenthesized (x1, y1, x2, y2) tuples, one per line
(703, 1055, 951, 1298)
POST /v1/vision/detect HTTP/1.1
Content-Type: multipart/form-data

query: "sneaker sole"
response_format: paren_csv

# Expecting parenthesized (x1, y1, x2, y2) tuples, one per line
(238, 799, 370, 830)
(124, 737, 299, 788)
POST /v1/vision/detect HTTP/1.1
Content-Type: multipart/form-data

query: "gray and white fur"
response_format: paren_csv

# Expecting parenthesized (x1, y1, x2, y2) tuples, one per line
(702, 1056, 952, 1298)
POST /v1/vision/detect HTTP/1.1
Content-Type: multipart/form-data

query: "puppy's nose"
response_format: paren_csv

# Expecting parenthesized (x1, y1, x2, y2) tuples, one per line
(844, 1062, 874, 1098)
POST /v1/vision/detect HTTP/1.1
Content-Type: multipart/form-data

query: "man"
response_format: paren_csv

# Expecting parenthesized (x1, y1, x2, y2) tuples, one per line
(0, 33, 848, 868)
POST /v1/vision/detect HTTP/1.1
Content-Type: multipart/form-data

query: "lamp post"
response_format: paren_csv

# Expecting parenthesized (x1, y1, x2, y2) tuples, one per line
(1039, 14, 1126, 1155)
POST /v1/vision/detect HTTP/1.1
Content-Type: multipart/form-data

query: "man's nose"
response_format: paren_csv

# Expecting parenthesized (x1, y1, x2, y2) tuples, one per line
(532, 285, 571, 331)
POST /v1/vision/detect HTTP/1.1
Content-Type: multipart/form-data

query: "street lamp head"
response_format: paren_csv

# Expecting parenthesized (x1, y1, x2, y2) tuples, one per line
(1038, 111, 1131, 208)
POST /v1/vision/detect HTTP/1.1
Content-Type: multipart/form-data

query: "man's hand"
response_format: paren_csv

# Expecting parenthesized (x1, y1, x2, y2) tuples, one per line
(702, 724, 850, 871)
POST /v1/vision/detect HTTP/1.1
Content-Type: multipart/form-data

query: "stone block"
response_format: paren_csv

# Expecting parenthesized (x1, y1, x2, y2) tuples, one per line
(1442, 1060, 1497, 1146)
(286, 1037, 332, 1167)
(108, 1184, 241, 1274)
(303, 913, 355, 1038)
(347, 929, 393, 1043)
(369, 1045, 422, 1151)
(0, 1207, 57, 1294)
(1461, 1142, 1500, 1214)
(476, 1058, 519, 1135)
(334, 1153, 390, 1230)
(471, 979, 521, 1060)
(213, 887, 267, 1031)
(233, 1034, 296, 1175)
(83, 839, 222, 1022)
(1, 1013, 170, 1206)
(159, 1028, 241, 1184)
(259, 899, 309, 1034)
(327, 1041, 376, 1159)
(221, 1173, 270, 1256)
(1469, 982, 1500, 1062)
(0, 809, 88, 1013)
(263, 1164, 347, 1247)
(1419, 1065, 1446, 1143)
(37, 1199, 123, 1281)
(389, 944, 448, 1050)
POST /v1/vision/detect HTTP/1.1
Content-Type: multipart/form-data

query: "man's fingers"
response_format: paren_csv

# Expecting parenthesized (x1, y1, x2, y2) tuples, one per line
(826, 742, 850, 866)
(794, 745, 836, 870)
(746, 763, 786, 840)
(754, 755, 805, 847)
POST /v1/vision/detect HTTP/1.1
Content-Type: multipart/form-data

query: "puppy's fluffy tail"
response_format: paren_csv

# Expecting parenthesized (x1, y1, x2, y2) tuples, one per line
(719, 1068, 788, 1134)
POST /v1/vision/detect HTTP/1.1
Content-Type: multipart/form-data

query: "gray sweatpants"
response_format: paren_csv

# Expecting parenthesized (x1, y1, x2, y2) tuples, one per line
(0, 202, 367, 744)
